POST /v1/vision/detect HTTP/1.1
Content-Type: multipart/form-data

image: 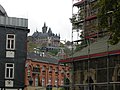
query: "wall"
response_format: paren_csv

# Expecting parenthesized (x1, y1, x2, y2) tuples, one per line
(25, 59, 70, 87)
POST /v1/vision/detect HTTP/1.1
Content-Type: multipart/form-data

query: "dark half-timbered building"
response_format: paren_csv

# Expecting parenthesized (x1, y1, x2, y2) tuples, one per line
(0, 5, 29, 90)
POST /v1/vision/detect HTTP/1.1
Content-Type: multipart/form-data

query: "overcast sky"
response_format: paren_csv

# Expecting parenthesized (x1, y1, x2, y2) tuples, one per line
(0, 0, 80, 41)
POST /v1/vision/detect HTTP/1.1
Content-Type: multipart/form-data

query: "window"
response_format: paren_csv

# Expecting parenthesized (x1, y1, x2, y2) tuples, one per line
(42, 66, 45, 72)
(27, 69, 30, 77)
(48, 78, 52, 85)
(55, 67, 58, 73)
(117, 69, 120, 81)
(61, 80, 64, 86)
(49, 66, 52, 73)
(35, 77, 38, 86)
(5, 63, 14, 79)
(61, 69, 64, 74)
(84, 77, 94, 90)
(6, 34, 15, 50)
(55, 79, 58, 87)
(42, 78, 45, 86)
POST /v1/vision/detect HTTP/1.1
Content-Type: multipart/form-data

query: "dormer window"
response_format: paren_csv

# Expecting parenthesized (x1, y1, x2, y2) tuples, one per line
(40, 52, 45, 57)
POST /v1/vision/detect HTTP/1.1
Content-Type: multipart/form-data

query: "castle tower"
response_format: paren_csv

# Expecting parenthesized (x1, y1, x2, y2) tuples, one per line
(42, 22, 47, 33)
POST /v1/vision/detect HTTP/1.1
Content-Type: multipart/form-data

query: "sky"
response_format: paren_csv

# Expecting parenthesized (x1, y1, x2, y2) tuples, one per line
(0, 0, 79, 41)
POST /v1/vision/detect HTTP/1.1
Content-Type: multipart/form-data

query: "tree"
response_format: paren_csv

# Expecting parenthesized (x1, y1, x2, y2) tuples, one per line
(97, 0, 120, 45)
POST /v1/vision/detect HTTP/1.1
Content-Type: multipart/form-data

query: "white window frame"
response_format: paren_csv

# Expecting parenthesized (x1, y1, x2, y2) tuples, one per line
(35, 77, 38, 86)
(49, 66, 52, 72)
(55, 78, 58, 87)
(6, 34, 15, 50)
(42, 78, 45, 87)
(5, 63, 14, 79)
(42, 66, 45, 71)
(48, 78, 52, 85)
(55, 67, 58, 73)
(27, 69, 30, 76)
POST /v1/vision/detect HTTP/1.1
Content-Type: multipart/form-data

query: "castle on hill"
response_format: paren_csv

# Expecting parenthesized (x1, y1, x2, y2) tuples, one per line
(31, 23, 60, 49)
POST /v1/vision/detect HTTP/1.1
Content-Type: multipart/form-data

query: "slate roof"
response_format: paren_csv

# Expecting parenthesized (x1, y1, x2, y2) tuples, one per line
(27, 52, 59, 64)
(32, 31, 60, 39)
(32, 32, 48, 38)
(59, 36, 120, 63)
(73, 36, 120, 58)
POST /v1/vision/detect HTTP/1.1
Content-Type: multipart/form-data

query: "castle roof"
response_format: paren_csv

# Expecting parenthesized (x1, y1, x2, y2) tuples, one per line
(32, 31, 60, 39)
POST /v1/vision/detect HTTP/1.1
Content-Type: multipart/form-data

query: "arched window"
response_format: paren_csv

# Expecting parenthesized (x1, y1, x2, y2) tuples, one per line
(48, 78, 52, 85)
(49, 66, 52, 73)
(54, 78, 58, 87)
(42, 65, 46, 72)
(55, 67, 58, 73)
(85, 77, 94, 90)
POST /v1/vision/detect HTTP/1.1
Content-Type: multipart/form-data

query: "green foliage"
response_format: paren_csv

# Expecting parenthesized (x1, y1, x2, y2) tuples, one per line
(75, 41, 87, 52)
(64, 47, 72, 56)
(59, 88, 65, 90)
(48, 49, 59, 56)
(27, 41, 38, 52)
(97, 0, 120, 45)
(70, 14, 82, 30)
(60, 42, 65, 47)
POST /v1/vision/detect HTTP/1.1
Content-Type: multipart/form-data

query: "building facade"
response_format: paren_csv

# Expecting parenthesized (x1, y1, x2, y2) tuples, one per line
(59, 0, 120, 90)
(0, 5, 29, 90)
(31, 22, 60, 48)
(25, 53, 70, 88)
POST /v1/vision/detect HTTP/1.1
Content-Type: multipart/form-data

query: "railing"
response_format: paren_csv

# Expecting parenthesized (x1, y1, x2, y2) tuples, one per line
(0, 16, 28, 28)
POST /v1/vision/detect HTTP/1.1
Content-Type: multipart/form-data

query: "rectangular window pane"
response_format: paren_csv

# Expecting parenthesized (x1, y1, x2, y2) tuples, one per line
(7, 40, 10, 48)
(6, 34, 15, 50)
(7, 64, 13, 67)
(11, 40, 14, 49)
(10, 69, 13, 78)
(5, 63, 14, 79)
(6, 68, 9, 78)
(8, 35, 14, 38)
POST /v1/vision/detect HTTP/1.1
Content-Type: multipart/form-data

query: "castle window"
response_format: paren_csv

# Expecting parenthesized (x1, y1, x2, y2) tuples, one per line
(5, 63, 14, 79)
(6, 34, 15, 50)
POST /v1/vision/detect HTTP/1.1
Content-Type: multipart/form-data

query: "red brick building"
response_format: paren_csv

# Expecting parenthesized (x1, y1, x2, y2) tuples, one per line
(24, 52, 70, 87)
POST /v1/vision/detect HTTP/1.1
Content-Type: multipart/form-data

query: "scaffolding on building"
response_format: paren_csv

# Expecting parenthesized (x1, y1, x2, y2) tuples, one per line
(59, 0, 120, 90)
